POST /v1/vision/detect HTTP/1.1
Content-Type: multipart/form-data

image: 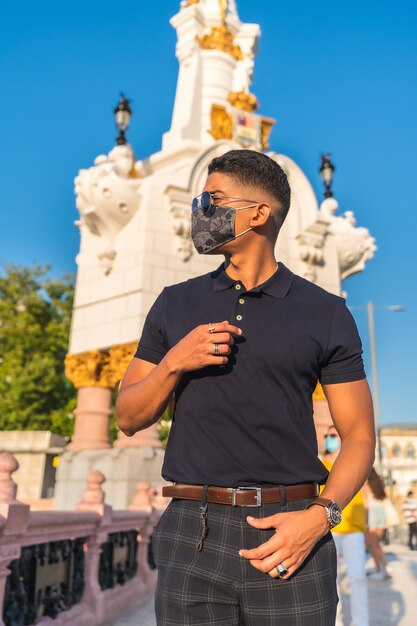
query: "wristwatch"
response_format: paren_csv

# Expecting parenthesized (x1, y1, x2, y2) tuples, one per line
(306, 497, 343, 529)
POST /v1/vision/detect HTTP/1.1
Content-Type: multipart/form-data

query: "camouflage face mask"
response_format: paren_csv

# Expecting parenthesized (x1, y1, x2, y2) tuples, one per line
(191, 191, 257, 255)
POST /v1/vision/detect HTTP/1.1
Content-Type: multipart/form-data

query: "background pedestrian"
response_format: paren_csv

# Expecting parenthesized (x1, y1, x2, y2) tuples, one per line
(322, 427, 369, 626)
(363, 468, 392, 580)
(402, 490, 417, 550)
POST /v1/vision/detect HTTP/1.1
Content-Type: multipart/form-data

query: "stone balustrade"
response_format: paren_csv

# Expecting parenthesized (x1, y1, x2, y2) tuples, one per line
(0, 452, 165, 626)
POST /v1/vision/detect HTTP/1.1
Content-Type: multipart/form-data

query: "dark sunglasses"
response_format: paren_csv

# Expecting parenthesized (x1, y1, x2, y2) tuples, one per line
(191, 191, 259, 217)
(192, 191, 215, 216)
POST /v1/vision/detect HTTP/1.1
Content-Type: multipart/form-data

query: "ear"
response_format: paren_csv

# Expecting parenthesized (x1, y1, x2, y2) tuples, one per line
(249, 203, 272, 227)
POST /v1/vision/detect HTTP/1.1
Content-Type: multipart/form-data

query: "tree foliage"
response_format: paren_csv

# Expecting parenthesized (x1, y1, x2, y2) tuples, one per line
(157, 408, 172, 449)
(0, 264, 76, 436)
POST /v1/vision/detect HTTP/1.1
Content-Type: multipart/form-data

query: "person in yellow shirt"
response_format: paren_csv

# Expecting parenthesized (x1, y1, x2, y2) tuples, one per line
(322, 427, 369, 626)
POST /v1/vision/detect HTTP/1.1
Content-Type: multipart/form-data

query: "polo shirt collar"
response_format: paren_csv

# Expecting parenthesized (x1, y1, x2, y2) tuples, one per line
(211, 261, 293, 298)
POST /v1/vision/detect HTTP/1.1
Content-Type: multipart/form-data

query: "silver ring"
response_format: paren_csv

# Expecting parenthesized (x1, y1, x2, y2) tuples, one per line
(213, 343, 220, 356)
(276, 563, 288, 577)
(208, 323, 216, 334)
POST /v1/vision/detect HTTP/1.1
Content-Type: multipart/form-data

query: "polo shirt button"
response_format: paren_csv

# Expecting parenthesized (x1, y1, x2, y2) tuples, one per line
(235, 284, 241, 290)
(236, 314, 243, 321)
(239, 298, 245, 304)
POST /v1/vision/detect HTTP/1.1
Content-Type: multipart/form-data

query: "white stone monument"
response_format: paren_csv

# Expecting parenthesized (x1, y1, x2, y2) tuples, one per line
(55, 0, 376, 509)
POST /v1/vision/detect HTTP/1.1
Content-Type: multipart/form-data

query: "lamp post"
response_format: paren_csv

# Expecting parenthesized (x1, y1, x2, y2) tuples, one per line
(319, 154, 335, 198)
(114, 93, 132, 145)
(349, 303, 405, 467)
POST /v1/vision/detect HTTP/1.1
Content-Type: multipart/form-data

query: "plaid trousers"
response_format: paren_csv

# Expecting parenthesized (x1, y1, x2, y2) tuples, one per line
(152, 494, 338, 626)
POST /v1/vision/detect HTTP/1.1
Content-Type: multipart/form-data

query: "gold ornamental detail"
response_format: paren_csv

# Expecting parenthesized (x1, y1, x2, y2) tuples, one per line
(182, 0, 200, 7)
(65, 341, 137, 389)
(312, 382, 326, 401)
(209, 104, 233, 140)
(260, 116, 275, 151)
(208, 103, 275, 151)
(227, 91, 259, 112)
(197, 23, 243, 61)
(109, 342, 138, 384)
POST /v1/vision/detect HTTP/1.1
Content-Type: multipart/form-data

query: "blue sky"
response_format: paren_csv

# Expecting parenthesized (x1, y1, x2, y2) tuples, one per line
(1, 1, 416, 424)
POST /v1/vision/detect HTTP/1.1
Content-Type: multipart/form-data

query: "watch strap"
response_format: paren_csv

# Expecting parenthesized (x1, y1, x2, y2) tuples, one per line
(306, 497, 333, 509)
(307, 497, 343, 529)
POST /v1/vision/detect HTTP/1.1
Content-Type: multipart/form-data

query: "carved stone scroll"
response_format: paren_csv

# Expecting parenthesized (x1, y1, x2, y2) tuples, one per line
(74, 145, 141, 275)
(165, 186, 194, 262)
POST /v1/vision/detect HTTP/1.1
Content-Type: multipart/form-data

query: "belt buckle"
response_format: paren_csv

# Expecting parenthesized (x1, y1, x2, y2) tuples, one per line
(231, 486, 262, 507)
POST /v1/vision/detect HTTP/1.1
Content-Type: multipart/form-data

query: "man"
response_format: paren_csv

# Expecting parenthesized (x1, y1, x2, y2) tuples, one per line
(117, 150, 375, 625)
(402, 490, 417, 550)
(322, 427, 369, 626)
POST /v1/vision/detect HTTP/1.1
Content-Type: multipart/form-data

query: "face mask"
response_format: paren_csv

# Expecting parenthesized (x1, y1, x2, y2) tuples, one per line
(325, 435, 341, 454)
(191, 192, 257, 255)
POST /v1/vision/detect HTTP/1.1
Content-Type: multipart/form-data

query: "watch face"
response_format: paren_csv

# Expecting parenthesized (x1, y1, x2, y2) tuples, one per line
(329, 502, 343, 526)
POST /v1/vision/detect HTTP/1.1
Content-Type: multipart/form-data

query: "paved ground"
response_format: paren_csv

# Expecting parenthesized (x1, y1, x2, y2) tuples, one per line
(106, 543, 417, 625)
(339, 543, 417, 626)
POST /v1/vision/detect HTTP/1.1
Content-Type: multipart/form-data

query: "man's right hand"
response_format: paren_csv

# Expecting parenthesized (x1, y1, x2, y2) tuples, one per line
(117, 321, 242, 435)
(165, 320, 243, 374)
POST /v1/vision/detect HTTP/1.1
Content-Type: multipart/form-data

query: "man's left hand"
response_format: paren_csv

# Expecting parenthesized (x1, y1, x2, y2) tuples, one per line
(238, 506, 329, 579)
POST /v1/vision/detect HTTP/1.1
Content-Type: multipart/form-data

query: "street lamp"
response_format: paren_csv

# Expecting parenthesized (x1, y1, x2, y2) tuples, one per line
(349, 303, 405, 466)
(114, 93, 132, 145)
(319, 154, 335, 198)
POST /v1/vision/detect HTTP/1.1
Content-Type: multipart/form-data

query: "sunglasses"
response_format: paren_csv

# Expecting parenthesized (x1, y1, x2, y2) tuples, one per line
(191, 191, 259, 217)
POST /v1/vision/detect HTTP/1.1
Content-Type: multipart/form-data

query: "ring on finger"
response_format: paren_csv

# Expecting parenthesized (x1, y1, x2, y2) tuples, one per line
(208, 323, 216, 334)
(276, 563, 289, 577)
(213, 343, 220, 356)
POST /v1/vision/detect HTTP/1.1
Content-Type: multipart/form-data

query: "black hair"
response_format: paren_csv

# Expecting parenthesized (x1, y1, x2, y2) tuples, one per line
(207, 149, 291, 229)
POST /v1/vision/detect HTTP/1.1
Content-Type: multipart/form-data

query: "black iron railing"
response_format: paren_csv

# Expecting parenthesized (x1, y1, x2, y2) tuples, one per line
(3, 538, 86, 626)
(99, 530, 138, 590)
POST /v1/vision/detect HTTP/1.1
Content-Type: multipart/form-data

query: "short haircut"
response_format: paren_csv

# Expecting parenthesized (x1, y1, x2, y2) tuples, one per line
(208, 149, 291, 229)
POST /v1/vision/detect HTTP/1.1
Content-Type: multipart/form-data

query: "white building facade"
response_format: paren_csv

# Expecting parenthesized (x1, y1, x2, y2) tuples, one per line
(380, 426, 417, 496)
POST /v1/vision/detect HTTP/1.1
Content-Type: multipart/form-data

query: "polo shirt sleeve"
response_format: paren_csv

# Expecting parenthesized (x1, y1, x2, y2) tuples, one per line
(134, 289, 168, 365)
(319, 297, 366, 384)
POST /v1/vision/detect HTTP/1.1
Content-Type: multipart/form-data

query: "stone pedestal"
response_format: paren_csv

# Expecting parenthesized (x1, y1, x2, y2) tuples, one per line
(53, 447, 168, 510)
(60, 345, 166, 510)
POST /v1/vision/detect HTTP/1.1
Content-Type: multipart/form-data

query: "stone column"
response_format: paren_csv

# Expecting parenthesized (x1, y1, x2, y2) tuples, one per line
(65, 342, 136, 450)
(69, 387, 113, 450)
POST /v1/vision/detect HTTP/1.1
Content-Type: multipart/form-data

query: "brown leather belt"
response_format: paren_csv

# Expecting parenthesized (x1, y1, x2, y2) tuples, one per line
(162, 482, 319, 507)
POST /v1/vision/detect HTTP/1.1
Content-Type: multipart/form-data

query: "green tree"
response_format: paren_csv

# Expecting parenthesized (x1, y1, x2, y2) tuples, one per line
(0, 264, 76, 437)
(157, 407, 172, 449)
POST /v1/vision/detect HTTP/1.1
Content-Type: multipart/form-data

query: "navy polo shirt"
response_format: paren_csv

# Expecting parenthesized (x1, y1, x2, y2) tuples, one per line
(134, 261, 366, 487)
